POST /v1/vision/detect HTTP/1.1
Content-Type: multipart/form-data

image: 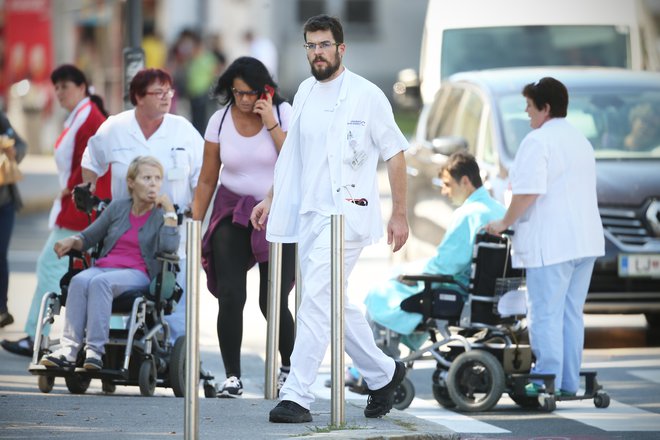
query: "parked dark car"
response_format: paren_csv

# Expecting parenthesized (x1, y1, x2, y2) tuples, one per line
(405, 67, 660, 327)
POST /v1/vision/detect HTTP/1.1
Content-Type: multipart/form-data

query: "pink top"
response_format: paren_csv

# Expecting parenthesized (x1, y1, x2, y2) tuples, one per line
(203, 102, 292, 200)
(95, 211, 150, 275)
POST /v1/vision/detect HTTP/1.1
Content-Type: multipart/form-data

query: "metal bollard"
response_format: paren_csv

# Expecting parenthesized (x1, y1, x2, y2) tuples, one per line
(184, 221, 201, 440)
(265, 242, 283, 399)
(330, 214, 345, 426)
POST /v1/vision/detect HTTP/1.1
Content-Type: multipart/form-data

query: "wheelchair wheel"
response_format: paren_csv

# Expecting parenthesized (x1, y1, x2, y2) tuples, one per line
(65, 374, 91, 394)
(139, 359, 157, 397)
(508, 393, 540, 409)
(594, 391, 610, 408)
(393, 377, 415, 410)
(38, 375, 55, 393)
(102, 380, 116, 394)
(432, 366, 456, 408)
(170, 336, 186, 397)
(446, 350, 505, 412)
(204, 381, 217, 398)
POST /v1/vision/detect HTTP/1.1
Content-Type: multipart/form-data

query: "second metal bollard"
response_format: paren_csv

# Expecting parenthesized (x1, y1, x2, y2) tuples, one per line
(265, 242, 283, 399)
(330, 214, 345, 426)
(184, 221, 201, 440)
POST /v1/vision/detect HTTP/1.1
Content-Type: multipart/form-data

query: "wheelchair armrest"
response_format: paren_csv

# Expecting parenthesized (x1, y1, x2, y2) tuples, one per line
(399, 273, 468, 292)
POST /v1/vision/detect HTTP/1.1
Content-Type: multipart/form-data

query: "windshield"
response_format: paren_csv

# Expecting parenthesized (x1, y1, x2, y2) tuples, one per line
(441, 25, 629, 79)
(498, 89, 660, 159)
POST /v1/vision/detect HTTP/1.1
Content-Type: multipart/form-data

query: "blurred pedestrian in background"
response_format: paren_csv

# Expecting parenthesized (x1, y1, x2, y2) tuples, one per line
(1, 65, 111, 356)
(81, 68, 204, 342)
(192, 56, 295, 398)
(244, 30, 278, 81)
(485, 77, 604, 398)
(0, 111, 26, 329)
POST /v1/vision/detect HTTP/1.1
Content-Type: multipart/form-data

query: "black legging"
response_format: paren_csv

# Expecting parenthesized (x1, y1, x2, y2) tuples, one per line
(212, 216, 296, 378)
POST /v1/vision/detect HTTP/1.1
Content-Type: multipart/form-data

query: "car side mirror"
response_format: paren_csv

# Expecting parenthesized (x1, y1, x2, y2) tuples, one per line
(431, 136, 468, 156)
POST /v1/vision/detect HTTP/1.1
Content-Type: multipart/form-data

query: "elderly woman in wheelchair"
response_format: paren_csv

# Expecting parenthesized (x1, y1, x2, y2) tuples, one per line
(40, 156, 179, 370)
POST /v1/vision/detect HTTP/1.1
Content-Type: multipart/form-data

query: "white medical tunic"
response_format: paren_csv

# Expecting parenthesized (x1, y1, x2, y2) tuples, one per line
(509, 117, 604, 268)
(82, 109, 204, 212)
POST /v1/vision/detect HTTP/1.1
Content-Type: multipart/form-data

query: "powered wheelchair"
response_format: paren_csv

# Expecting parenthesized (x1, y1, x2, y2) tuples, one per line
(28, 185, 216, 397)
(368, 232, 610, 413)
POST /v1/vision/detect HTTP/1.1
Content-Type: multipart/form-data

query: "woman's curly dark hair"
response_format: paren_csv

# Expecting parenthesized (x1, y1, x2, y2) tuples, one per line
(213, 56, 284, 106)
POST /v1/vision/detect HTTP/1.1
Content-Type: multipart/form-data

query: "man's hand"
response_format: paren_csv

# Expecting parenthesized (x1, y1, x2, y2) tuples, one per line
(484, 219, 508, 236)
(387, 212, 409, 253)
(251, 196, 272, 231)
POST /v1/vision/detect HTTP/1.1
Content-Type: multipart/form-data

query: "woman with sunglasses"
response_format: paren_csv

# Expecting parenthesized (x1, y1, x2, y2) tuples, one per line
(192, 56, 295, 398)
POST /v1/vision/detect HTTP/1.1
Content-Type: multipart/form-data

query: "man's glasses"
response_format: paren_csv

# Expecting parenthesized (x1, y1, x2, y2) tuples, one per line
(232, 87, 260, 97)
(145, 89, 175, 99)
(303, 41, 341, 51)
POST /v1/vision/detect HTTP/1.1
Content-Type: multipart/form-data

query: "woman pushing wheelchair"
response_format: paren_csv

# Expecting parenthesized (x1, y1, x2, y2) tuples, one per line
(40, 156, 180, 370)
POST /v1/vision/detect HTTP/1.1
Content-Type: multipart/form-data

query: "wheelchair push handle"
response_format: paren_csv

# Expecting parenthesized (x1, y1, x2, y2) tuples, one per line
(73, 183, 110, 216)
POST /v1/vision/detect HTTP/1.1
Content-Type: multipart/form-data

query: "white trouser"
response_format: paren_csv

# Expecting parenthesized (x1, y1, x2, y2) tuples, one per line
(60, 267, 150, 356)
(279, 212, 395, 409)
(526, 257, 596, 393)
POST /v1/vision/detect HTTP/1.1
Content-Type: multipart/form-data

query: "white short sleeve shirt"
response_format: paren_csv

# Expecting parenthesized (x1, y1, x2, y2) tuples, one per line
(510, 118, 604, 268)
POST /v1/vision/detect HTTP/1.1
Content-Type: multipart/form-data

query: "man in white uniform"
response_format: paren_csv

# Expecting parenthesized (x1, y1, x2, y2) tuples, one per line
(81, 69, 204, 341)
(251, 15, 409, 423)
(486, 77, 604, 398)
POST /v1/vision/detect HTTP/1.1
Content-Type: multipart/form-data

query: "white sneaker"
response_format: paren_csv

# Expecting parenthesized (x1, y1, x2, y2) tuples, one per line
(218, 376, 243, 398)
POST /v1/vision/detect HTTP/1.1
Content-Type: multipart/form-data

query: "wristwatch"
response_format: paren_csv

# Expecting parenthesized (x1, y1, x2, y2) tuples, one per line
(163, 211, 178, 221)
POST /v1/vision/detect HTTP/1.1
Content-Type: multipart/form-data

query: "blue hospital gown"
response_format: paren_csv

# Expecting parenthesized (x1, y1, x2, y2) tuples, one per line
(364, 186, 506, 336)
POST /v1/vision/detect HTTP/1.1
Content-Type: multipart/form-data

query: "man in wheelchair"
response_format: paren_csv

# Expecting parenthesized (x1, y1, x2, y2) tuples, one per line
(40, 156, 180, 370)
(364, 151, 506, 350)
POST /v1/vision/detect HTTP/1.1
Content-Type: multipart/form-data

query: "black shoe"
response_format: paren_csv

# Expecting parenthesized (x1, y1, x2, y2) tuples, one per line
(0, 312, 14, 328)
(364, 361, 406, 418)
(269, 400, 312, 423)
(1, 336, 34, 357)
(83, 356, 103, 370)
(40, 354, 74, 370)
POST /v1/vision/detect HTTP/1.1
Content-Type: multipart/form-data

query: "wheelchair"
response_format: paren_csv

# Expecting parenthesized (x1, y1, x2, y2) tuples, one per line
(27, 185, 217, 397)
(371, 232, 610, 413)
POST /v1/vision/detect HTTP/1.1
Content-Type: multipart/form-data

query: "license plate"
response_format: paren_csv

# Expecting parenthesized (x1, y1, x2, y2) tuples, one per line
(618, 254, 660, 278)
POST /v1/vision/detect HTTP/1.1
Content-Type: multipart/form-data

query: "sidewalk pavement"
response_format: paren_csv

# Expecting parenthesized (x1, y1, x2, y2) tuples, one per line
(2, 154, 457, 439)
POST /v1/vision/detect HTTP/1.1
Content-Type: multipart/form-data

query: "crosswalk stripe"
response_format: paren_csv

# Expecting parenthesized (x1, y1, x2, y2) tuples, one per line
(555, 398, 660, 431)
(407, 398, 509, 433)
(629, 369, 660, 384)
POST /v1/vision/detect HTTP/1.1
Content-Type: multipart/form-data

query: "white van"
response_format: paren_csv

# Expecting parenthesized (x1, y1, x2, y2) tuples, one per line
(416, 0, 660, 104)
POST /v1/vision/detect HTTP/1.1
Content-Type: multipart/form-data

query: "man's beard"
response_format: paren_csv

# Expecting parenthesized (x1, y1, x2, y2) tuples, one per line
(310, 53, 341, 81)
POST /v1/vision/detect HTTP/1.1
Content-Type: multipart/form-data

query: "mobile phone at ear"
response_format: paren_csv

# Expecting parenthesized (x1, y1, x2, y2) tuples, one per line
(260, 85, 275, 100)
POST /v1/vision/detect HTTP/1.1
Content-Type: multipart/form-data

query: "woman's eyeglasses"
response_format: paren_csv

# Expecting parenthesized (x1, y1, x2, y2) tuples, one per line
(145, 89, 175, 99)
(232, 87, 260, 97)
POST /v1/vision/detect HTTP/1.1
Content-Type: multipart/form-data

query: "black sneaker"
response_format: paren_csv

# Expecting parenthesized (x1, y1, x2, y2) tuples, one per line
(218, 376, 243, 398)
(364, 361, 406, 418)
(40, 354, 74, 370)
(269, 400, 312, 423)
(83, 356, 103, 370)
(1, 336, 34, 357)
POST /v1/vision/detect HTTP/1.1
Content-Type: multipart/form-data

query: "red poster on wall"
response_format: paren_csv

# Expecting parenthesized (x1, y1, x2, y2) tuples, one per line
(2, 0, 53, 93)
